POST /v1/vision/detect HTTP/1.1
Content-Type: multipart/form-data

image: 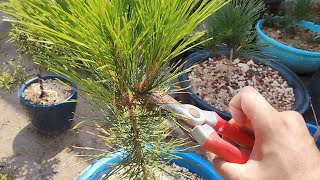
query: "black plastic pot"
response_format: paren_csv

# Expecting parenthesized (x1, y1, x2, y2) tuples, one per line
(304, 68, 320, 125)
(18, 74, 77, 134)
(179, 50, 310, 120)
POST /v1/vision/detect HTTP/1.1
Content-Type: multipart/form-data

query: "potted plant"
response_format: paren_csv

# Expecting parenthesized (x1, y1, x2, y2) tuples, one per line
(179, 0, 309, 120)
(0, 0, 230, 179)
(0, 55, 77, 134)
(78, 146, 222, 180)
(256, 0, 320, 73)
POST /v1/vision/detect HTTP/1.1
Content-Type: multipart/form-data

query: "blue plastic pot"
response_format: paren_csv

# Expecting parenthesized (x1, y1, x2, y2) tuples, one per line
(306, 123, 320, 147)
(179, 50, 309, 120)
(79, 122, 319, 180)
(18, 74, 77, 134)
(79, 148, 222, 180)
(256, 19, 320, 74)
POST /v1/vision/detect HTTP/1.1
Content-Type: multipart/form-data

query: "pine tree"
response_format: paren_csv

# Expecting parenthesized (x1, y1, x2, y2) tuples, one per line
(0, 1, 229, 179)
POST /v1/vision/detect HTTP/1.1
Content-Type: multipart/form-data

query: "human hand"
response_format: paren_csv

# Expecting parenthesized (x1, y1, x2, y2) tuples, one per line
(207, 86, 320, 180)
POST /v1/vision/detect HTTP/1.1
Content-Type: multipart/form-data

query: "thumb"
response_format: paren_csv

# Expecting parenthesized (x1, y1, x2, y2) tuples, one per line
(207, 153, 247, 179)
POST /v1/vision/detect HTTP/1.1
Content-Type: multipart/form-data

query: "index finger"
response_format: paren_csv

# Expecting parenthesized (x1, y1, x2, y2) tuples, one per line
(228, 86, 278, 139)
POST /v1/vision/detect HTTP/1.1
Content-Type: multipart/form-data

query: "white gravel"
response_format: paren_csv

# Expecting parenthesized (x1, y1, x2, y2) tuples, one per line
(188, 56, 295, 112)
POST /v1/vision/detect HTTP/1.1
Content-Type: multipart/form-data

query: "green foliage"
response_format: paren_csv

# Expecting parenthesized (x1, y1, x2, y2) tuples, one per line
(0, 0, 229, 178)
(306, 33, 320, 43)
(94, 106, 187, 179)
(204, 0, 265, 50)
(10, 24, 63, 57)
(0, 55, 28, 92)
(0, 173, 10, 180)
(285, 0, 315, 23)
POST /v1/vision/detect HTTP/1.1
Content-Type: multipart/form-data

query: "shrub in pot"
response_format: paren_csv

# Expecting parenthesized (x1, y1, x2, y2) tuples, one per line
(79, 147, 222, 180)
(0, 56, 77, 134)
(179, 0, 309, 120)
(0, 0, 230, 179)
(256, 0, 320, 73)
(18, 74, 77, 134)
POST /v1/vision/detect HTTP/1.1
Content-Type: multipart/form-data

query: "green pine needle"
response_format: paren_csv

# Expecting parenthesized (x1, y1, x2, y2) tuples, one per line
(0, 0, 230, 179)
(0, 55, 28, 92)
(204, 0, 266, 50)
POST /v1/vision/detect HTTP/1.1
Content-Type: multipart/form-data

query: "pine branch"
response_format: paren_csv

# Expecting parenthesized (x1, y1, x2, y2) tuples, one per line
(0, 0, 230, 178)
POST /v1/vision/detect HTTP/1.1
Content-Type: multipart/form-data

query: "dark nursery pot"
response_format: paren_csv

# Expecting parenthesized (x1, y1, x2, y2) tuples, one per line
(303, 68, 320, 125)
(78, 147, 222, 180)
(170, 44, 206, 73)
(179, 50, 309, 120)
(18, 74, 77, 134)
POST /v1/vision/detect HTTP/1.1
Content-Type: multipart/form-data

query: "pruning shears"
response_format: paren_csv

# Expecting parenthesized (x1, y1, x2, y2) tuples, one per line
(164, 103, 254, 164)
(145, 93, 254, 164)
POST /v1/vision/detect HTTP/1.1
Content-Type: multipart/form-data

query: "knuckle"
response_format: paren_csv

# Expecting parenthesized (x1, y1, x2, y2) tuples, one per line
(282, 111, 304, 122)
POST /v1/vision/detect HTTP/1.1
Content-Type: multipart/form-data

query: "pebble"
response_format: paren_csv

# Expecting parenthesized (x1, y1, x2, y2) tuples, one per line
(237, 63, 250, 73)
(188, 56, 295, 112)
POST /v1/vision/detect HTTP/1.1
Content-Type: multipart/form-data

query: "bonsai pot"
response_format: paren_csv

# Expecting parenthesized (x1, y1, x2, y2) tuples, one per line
(79, 122, 319, 180)
(256, 19, 320, 74)
(179, 50, 309, 120)
(18, 74, 77, 134)
(78, 147, 222, 180)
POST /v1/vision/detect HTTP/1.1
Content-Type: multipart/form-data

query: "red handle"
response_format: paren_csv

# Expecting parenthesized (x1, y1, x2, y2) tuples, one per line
(202, 131, 250, 164)
(214, 114, 254, 149)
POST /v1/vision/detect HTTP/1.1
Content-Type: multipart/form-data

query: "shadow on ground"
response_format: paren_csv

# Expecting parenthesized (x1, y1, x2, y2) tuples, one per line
(0, 98, 112, 179)
(0, 124, 78, 179)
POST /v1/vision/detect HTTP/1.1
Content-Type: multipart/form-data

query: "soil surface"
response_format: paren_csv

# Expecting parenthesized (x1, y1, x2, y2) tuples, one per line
(262, 26, 320, 52)
(22, 79, 72, 105)
(189, 56, 295, 113)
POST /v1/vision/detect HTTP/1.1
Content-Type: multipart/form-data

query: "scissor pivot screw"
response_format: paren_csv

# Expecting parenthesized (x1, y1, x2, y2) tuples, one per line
(188, 108, 200, 118)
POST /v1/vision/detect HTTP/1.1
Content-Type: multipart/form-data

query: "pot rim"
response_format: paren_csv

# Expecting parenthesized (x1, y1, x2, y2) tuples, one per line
(18, 74, 77, 108)
(256, 19, 320, 56)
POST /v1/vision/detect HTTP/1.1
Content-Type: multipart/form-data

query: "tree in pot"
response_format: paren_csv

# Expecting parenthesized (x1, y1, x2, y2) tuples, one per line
(0, 0, 229, 179)
(0, 14, 78, 134)
(0, 55, 77, 134)
(256, 0, 320, 73)
(179, 0, 309, 119)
